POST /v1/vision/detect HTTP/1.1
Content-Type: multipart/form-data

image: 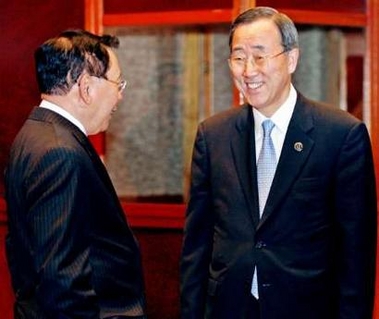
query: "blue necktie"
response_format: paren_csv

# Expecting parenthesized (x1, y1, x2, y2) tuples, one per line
(257, 119, 277, 217)
(252, 119, 277, 299)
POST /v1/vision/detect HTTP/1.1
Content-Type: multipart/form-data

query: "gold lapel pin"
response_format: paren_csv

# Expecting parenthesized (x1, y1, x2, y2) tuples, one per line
(294, 142, 303, 152)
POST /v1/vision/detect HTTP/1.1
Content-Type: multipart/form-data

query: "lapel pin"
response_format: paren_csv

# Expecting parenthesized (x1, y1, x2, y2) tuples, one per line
(294, 142, 303, 152)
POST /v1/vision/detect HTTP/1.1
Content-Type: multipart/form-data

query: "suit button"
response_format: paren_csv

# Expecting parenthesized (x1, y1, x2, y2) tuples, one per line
(256, 241, 266, 249)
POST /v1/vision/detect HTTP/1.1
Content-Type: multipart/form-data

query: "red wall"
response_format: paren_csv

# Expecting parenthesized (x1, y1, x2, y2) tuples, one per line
(0, 221, 13, 318)
(257, 0, 365, 13)
(104, 0, 233, 13)
(103, 0, 365, 14)
(0, 1, 84, 195)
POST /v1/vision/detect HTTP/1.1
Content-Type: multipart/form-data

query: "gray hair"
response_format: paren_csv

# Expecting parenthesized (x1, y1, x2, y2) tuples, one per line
(229, 6, 299, 52)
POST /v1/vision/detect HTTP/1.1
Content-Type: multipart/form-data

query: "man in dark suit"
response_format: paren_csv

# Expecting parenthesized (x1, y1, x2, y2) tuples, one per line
(180, 7, 377, 319)
(5, 30, 146, 319)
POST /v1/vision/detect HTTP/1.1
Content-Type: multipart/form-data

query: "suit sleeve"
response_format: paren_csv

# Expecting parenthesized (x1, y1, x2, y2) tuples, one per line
(334, 122, 377, 319)
(26, 147, 99, 318)
(180, 124, 215, 319)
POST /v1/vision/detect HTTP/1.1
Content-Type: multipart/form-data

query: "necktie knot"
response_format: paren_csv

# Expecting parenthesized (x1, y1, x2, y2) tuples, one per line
(262, 119, 275, 138)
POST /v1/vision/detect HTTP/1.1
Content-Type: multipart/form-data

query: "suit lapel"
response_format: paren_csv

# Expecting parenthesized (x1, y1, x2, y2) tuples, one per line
(230, 105, 260, 226)
(257, 95, 315, 229)
(69, 125, 121, 203)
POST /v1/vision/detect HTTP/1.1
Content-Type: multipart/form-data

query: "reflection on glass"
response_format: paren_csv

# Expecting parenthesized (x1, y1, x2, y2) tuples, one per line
(105, 25, 233, 202)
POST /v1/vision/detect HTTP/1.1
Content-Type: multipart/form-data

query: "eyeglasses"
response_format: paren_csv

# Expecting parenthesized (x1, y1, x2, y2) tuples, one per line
(229, 50, 287, 69)
(103, 77, 127, 92)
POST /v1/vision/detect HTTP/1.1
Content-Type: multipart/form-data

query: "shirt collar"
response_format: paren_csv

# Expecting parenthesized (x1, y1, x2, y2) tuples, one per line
(39, 99, 87, 135)
(253, 84, 297, 135)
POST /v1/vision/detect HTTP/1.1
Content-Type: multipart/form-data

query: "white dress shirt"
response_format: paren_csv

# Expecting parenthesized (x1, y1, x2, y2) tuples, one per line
(39, 99, 87, 135)
(253, 84, 297, 163)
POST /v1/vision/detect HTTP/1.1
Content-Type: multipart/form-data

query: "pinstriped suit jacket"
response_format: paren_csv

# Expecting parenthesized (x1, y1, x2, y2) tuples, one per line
(5, 107, 146, 318)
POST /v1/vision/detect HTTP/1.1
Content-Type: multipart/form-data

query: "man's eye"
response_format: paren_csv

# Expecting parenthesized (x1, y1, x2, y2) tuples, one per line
(232, 56, 245, 62)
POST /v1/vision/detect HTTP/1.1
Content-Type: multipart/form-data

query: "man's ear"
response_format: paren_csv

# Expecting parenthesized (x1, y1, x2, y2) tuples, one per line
(287, 48, 299, 74)
(77, 73, 92, 104)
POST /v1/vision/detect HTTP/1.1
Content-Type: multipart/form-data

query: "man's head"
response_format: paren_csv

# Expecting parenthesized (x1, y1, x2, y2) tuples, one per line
(228, 7, 299, 116)
(35, 30, 126, 135)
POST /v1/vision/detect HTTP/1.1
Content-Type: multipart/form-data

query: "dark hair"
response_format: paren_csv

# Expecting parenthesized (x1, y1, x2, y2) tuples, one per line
(229, 6, 299, 53)
(35, 29, 120, 95)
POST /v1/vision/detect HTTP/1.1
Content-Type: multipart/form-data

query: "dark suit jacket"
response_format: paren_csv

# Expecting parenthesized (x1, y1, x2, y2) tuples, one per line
(180, 93, 377, 319)
(5, 107, 146, 319)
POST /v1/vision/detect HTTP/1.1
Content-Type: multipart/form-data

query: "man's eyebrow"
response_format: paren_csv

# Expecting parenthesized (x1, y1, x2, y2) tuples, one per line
(250, 44, 265, 51)
(231, 47, 245, 53)
(231, 44, 266, 53)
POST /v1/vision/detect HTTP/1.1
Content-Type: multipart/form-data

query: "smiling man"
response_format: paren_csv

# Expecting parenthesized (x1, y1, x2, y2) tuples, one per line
(5, 30, 146, 319)
(180, 7, 377, 319)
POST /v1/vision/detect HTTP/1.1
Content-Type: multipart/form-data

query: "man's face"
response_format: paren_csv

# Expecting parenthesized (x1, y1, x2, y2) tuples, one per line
(229, 18, 298, 116)
(87, 48, 124, 135)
